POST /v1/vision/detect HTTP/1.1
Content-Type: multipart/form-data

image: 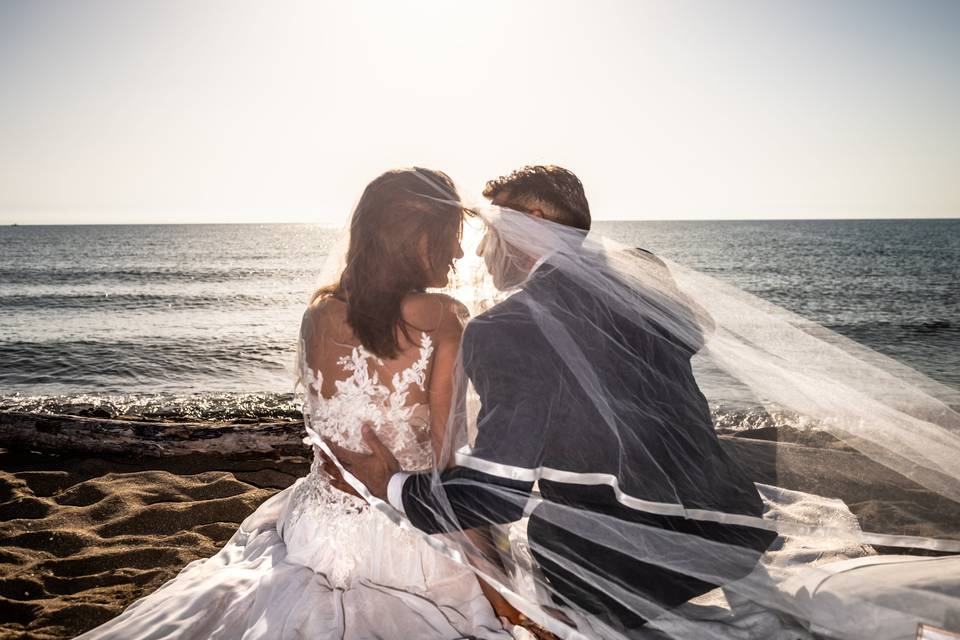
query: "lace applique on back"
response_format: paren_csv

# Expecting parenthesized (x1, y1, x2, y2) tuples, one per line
(299, 331, 434, 469)
(283, 331, 436, 588)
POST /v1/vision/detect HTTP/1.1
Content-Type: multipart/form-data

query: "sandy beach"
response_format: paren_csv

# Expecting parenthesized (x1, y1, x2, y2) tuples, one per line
(1, 425, 958, 639)
(0, 447, 309, 639)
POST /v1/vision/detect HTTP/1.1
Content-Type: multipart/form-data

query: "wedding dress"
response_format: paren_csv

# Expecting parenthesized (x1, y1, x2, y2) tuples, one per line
(75, 327, 514, 640)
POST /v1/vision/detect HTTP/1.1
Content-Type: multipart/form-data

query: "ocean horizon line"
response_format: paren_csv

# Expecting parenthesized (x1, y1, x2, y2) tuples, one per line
(2, 216, 959, 227)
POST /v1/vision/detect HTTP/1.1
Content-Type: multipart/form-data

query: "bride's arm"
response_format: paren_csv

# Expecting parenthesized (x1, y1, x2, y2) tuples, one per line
(426, 297, 467, 468)
(424, 301, 533, 628)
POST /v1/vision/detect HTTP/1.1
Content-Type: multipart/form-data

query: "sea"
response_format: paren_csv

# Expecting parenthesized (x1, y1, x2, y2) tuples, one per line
(1, 220, 957, 422)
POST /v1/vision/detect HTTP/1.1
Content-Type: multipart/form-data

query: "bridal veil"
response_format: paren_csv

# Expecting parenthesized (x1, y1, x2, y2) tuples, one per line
(320, 174, 960, 640)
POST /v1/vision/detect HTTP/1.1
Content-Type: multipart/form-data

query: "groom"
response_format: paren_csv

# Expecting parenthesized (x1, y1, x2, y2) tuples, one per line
(327, 165, 776, 635)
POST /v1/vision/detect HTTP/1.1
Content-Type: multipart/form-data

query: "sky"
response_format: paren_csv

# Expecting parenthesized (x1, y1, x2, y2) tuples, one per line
(1, 0, 958, 224)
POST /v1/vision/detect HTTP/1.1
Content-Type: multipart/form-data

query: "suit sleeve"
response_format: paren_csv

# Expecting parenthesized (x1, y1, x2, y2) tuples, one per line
(401, 316, 551, 534)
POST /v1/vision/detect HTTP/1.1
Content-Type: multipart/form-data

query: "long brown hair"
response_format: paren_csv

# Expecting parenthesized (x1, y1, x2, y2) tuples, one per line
(313, 167, 464, 359)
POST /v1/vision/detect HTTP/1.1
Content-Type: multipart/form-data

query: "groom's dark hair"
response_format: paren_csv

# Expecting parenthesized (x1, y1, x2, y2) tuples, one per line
(483, 165, 591, 231)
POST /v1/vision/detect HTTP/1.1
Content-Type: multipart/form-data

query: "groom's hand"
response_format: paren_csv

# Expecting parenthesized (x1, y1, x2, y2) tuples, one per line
(323, 424, 399, 501)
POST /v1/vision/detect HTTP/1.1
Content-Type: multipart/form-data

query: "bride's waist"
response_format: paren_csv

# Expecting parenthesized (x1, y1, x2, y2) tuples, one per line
(280, 473, 463, 589)
(289, 468, 428, 517)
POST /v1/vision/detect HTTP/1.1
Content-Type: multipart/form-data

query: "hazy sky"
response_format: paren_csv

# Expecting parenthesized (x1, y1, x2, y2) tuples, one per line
(1, 0, 958, 224)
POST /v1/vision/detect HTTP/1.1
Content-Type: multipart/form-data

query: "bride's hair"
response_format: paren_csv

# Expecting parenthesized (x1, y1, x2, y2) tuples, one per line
(314, 167, 464, 359)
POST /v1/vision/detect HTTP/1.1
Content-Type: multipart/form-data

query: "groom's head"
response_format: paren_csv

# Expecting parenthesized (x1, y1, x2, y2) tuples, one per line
(482, 165, 591, 232)
(479, 165, 591, 289)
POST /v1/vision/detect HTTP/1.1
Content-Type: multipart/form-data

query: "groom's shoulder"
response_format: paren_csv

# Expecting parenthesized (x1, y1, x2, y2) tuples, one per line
(476, 290, 531, 321)
(464, 293, 535, 345)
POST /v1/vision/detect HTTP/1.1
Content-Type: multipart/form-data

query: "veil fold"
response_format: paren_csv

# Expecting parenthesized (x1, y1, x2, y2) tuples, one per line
(317, 185, 960, 640)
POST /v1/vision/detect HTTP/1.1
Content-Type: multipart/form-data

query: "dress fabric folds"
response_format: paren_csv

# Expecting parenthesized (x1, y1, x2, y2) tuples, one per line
(75, 339, 513, 640)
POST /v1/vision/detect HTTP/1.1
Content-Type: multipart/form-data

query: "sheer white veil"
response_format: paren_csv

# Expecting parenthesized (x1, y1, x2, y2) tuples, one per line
(312, 172, 960, 640)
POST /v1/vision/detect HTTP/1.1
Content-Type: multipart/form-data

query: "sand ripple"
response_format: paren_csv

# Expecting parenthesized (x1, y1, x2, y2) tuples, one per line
(0, 451, 307, 639)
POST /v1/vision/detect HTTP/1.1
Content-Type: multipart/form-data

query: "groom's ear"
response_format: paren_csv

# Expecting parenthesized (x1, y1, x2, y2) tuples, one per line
(523, 197, 555, 221)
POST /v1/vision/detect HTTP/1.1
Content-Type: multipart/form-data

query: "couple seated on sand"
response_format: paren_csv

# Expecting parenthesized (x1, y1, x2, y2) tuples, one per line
(320, 165, 776, 636)
(78, 165, 960, 640)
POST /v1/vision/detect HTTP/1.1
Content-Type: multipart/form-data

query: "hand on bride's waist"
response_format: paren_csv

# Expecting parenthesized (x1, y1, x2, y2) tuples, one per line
(319, 423, 401, 503)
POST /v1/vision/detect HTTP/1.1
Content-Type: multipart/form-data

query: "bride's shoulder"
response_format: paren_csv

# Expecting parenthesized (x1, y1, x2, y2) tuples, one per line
(302, 294, 345, 321)
(401, 292, 469, 334)
(299, 294, 349, 338)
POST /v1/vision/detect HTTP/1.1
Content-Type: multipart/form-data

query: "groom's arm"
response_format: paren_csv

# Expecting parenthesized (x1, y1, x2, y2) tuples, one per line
(397, 466, 534, 533)
(396, 317, 549, 534)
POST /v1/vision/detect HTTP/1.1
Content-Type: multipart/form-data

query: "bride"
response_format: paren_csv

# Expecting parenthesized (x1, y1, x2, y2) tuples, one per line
(76, 167, 534, 639)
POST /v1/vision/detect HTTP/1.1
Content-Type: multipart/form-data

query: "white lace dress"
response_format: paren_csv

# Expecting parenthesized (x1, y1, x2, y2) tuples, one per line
(75, 335, 513, 640)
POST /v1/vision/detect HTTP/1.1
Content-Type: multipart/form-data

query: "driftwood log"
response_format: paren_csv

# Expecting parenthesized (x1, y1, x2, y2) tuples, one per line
(0, 411, 308, 458)
(0, 411, 934, 490)
(0, 410, 847, 468)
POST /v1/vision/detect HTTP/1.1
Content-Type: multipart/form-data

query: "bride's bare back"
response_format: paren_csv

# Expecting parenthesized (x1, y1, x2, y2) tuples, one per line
(299, 292, 467, 468)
